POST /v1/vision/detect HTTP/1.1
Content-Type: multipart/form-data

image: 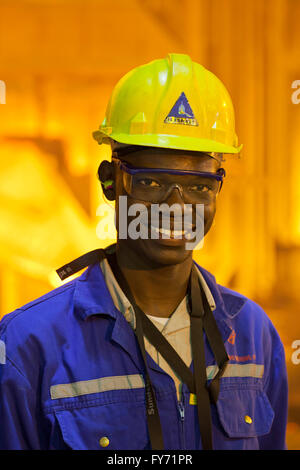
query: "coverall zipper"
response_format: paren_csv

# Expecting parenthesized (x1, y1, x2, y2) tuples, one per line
(178, 393, 186, 449)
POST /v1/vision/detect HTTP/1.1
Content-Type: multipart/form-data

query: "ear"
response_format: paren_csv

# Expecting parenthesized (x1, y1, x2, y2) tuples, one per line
(97, 160, 116, 201)
(217, 167, 225, 194)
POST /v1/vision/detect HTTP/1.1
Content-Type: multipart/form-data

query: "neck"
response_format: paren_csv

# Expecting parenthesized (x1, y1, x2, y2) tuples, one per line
(115, 241, 193, 318)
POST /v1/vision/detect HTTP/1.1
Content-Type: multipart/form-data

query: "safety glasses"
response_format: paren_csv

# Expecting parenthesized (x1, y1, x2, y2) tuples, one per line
(113, 158, 226, 204)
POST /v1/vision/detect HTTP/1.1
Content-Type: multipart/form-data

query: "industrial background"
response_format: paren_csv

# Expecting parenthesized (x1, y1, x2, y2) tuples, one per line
(0, 0, 299, 449)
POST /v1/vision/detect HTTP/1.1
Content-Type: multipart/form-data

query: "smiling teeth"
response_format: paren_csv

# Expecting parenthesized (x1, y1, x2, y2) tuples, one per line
(150, 225, 194, 239)
(160, 228, 176, 235)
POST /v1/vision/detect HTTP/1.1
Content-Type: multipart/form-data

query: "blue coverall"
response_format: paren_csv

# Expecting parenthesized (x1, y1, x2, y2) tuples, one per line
(0, 258, 288, 449)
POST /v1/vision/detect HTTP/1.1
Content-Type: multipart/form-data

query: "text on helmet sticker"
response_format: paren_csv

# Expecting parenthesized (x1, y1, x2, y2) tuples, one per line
(164, 92, 198, 126)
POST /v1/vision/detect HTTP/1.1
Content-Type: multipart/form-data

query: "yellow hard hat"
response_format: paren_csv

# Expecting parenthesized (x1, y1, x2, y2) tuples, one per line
(93, 53, 242, 155)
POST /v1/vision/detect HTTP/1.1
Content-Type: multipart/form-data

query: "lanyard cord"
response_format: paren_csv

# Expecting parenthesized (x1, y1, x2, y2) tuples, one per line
(56, 247, 229, 450)
(134, 305, 165, 449)
(105, 251, 228, 450)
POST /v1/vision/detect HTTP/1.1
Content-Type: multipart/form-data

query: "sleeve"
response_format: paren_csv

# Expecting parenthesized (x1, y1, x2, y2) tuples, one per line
(0, 353, 42, 449)
(258, 337, 288, 450)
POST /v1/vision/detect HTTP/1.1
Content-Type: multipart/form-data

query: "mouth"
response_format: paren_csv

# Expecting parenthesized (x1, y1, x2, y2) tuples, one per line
(137, 220, 197, 246)
(149, 224, 196, 241)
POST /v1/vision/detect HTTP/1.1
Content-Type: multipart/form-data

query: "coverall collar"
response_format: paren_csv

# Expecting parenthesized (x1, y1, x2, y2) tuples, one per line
(74, 258, 247, 342)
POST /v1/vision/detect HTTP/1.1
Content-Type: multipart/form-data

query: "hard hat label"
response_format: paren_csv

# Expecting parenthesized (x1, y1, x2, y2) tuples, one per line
(164, 92, 198, 126)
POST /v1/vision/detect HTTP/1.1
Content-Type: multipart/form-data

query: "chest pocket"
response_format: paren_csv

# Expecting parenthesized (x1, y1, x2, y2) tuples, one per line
(214, 385, 275, 439)
(50, 374, 150, 450)
(54, 398, 149, 450)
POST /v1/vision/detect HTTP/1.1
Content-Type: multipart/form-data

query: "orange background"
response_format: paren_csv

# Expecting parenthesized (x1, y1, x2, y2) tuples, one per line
(0, 0, 300, 449)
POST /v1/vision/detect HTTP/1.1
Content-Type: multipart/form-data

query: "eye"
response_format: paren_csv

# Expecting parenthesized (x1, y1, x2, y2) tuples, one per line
(136, 178, 161, 188)
(188, 183, 212, 193)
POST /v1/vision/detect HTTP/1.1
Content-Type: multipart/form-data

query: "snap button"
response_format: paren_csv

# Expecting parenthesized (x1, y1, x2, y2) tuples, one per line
(244, 415, 252, 424)
(99, 436, 110, 447)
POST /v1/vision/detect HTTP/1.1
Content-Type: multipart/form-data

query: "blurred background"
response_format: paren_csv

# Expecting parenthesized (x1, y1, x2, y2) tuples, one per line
(0, 0, 300, 449)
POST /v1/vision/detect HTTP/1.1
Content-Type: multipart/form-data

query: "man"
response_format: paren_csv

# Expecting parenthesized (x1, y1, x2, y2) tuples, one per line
(0, 54, 288, 450)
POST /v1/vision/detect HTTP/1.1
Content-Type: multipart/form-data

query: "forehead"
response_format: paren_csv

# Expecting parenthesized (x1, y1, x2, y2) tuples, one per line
(116, 148, 221, 172)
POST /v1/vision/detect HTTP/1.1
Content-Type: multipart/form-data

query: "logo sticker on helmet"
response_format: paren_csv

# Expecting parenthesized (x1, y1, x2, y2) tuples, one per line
(164, 92, 198, 126)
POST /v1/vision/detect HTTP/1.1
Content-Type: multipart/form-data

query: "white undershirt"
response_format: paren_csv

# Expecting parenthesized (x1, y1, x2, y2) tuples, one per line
(146, 314, 169, 326)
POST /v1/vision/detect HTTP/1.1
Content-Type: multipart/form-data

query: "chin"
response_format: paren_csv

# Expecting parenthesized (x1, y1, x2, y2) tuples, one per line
(116, 216, 213, 267)
(130, 238, 195, 267)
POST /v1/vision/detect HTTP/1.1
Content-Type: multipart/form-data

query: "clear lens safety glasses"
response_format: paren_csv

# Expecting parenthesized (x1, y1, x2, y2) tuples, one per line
(113, 158, 226, 204)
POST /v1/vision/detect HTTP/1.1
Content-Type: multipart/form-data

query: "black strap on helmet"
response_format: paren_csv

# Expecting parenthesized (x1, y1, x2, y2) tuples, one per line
(57, 247, 229, 450)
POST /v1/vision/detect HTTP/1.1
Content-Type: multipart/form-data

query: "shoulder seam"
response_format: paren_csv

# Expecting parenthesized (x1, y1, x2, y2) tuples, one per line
(0, 282, 75, 334)
(20, 282, 75, 312)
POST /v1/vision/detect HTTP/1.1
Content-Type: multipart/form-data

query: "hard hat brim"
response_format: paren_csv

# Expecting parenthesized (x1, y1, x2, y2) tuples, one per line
(93, 130, 242, 155)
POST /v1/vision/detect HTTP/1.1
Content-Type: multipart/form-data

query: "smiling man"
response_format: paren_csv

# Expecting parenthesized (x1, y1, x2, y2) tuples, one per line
(98, 145, 222, 319)
(0, 54, 288, 450)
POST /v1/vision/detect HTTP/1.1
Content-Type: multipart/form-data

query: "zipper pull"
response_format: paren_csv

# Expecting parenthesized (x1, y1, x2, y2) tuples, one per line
(178, 401, 185, 421)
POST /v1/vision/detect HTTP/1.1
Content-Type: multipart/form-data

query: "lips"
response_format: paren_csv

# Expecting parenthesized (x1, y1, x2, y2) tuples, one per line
(149, 215, 194, 230)
(151, 225, 195, 240)
(130, 205, 202, 243)
(140, 221, 196, 241)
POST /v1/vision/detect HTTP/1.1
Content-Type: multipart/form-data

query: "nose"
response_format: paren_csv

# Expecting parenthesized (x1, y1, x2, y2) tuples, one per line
(162, 184, 185, 205)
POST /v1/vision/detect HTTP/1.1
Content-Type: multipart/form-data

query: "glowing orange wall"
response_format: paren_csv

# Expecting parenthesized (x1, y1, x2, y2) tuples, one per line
(0, 0, 300, 448)
(1, 0, 299, 307)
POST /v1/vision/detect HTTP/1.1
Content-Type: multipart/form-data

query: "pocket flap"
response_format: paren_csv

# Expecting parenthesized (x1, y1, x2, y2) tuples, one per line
(216, 388, 275, 438)
(54, 399, 148, 450)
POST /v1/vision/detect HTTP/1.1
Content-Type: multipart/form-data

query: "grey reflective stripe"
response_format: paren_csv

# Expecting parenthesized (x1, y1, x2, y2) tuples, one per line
(50, 365, 264, 399)
(206, 363, 264, 380)
(50, 374, 145, 400)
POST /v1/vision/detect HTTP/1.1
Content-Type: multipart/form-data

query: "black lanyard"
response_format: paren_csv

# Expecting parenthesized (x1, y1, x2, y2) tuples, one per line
(57, 247, 229, 450)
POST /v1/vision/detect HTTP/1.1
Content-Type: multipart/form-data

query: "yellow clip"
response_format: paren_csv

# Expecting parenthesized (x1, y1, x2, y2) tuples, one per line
(189, 393, 197, 405)
(244, 415, 252, 424)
